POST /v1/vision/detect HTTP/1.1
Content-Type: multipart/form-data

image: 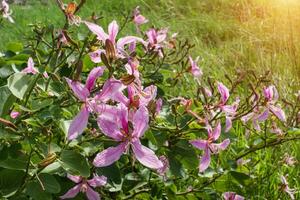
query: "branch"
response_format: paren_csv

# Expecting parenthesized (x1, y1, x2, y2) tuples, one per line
(74, 0, 86, 14)
(235, 136, 300, 160)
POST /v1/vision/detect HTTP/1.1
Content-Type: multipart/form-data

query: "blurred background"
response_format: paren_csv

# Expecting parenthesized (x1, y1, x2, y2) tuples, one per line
(1, 0, 300, 91)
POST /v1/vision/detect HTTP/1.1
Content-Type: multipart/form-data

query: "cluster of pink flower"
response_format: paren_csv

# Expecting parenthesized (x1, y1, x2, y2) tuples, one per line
(0, 0, 14, 23)
(180, 82, 238, 172)
(12, 5, 294, 199)
(241, 85, 286, 132)
(65, 19, 166, 170)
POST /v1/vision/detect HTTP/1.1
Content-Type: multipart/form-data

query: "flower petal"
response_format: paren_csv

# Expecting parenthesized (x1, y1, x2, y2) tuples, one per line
(252, 118, 261, 131)
(65, 78, 89, 101)
(87, 175, 107, 188)
(93, 142, 127, 167)
(108, 20, 119, 43)
(132, 106, 149, 138)
(86, 186, 100, 200)
(140, 85, 157, 106)
(199, 148, 211, 172)
(67, 174, 82, 183)
(85, 66, 105, 92)
(269, 105, 286, 122)
(134, 14, 148, 25)
(85, 21, 108, 42)
(217, 82, 230, 104)
(68, 106, 89, 140)
(189, 56, 202, 77)
(89, 50, 104, 63)
(95, 78, 125, 102)
(131, 140, 163, 169)
(117, 104, 129, 132)
(117, 36, 146, 50)
(223, 192, 244, 200)
(60, 184, 81, 199)
(212, 122, 221, 141)
(91, 103, 119, 120)
(257, 109, 269, 121)
(241, 112, 254, 124)
(28, 57, 34, 68)
(22, 57, 38, 74)
(156, 98, 163, 114)
(225, 117, 232, 132)
(97, 117, 124, 141)
(210, 139, 230, 153)
(190, 139, 208, 150)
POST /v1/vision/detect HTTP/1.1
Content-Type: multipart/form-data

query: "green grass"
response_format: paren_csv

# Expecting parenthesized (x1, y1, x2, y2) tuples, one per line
(1, 0, 299, 87)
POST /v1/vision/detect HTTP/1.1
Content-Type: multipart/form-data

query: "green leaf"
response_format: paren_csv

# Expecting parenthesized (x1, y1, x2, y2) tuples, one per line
(59, 120, 72, 138)
(60, 150, 90, 177)
(39, 174, 61, 194)
(0, 169, 25, 197)
(6, 42, 23, 53)
(48, 81, 66, 97)
(0, 65, 14, 78)
(288, 128, 300, 135)
(30, 99, 54, 111)
(145, 130, 157, 145)
(172, 140, 199, 170)
(41, 162, 62, 174)
(167, 152, 185, 177)
(82, 54, 95, 72)
(25, 182, 52, 200)
(229, 171, 251, 186)
(0, 152, 28, 170)
(7, 73, 35, 99)
(0, 86, 16, 116)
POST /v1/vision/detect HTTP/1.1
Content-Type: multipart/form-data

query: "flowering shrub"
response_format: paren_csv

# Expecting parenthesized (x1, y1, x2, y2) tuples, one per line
(0, 1, 299, 199)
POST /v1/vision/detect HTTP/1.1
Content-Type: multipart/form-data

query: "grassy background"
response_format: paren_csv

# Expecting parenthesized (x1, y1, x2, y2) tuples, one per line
(1, 0, 300, 89)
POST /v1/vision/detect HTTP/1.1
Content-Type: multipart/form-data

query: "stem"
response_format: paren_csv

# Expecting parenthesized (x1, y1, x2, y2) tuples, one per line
(14, 146, 33, 196)
(24, 74, 41, 106)
(235, 136, 300, 160)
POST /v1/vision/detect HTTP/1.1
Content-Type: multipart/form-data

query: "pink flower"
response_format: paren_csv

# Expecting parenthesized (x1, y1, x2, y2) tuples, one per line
(65, 67, 124, 140)
(222, 192, 244, 200)
(282, 153, 297, 167)
(190, 122, 230, 172)
(188, 56, 202, 78)
(57, 30, 69, 46)
(217, 83, 239, 132)
(93, 105, 163, 169)
(262, 85, 286, 122)
(85, 20, 145, 58)
(217, 82, 230, 105)
(241, 85, 285, 131)
(128, 85, 158, 109)
(133, 6, 148, 26)
(1, 0, 14, 23)
(10, 111, 20, 119)
(60, 174, 107, 200)
(146, 28, 168, 57)
(280, 175, 296, 200)
(22, 57, 38, 75)
(22, 57, 49, 78)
